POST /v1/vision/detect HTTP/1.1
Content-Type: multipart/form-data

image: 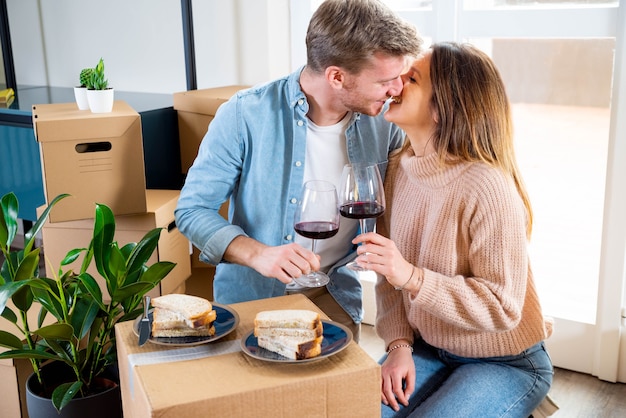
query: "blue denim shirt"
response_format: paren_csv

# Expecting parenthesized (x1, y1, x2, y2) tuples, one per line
(175, 67, 404, 323)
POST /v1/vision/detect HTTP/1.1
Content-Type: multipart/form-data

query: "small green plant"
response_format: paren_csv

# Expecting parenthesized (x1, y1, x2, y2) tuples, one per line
(89, 58, 108, 90)
(79, 68, 93, 88)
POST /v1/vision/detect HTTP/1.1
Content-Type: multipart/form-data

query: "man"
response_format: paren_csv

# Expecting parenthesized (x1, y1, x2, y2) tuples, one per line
(175, 0, 422, 341)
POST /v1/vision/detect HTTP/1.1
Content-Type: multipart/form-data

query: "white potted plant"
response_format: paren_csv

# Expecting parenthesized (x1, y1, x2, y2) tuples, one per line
(73, 68, 92, 110)
(86, 58, 114, 113)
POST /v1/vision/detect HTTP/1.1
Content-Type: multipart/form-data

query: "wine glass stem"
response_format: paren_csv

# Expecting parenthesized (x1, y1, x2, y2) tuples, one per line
(311, 239, 317, 255)
(359, 219, 368, 234)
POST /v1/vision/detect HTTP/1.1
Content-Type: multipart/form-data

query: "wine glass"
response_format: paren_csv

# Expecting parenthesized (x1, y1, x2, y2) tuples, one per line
(338, 163, 386, 271)
(292, 180, 340, 287)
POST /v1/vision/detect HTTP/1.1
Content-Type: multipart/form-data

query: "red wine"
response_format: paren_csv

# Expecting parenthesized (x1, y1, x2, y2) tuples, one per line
(294, 221, 339, 240)
(339, 202, 385, 219)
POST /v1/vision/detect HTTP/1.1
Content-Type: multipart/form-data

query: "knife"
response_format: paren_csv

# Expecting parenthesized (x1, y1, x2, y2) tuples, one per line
(138, 295, 151, 346)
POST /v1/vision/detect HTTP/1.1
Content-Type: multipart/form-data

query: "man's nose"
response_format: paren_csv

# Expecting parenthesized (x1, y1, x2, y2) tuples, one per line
(388, 77, 404, 97)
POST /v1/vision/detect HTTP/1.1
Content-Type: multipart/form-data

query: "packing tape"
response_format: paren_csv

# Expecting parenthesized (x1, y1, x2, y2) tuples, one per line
(127, 339, 241, 398)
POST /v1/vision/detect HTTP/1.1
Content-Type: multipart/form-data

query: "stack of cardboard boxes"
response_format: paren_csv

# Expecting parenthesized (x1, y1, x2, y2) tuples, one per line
(2, 88, 253, 418)
(31, 101, 191, 300)
(2, 100, 193, 418)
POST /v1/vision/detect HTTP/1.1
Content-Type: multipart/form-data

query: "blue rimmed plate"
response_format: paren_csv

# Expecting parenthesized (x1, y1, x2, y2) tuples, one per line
(240, 319, 353, 363)
(132, 303, 239, 346)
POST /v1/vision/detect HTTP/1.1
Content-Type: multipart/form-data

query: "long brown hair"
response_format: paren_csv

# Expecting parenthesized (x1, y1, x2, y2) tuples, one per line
(428, 42, 533, 237)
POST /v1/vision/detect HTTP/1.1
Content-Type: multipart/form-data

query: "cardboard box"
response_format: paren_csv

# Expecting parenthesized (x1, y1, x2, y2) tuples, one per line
(0, 357, 33, 418)
(184, 266, 215, 301)
(115, 294, 381, 417)
(173, 86, 249, 173)
(39, 190, 191, 301)
(32, 101, 147, 222)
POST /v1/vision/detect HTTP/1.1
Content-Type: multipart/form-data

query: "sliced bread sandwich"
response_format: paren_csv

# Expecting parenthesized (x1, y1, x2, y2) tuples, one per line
(257, 335, 323, 360)
(151, 294, 216, 337)
(254, 310, 323, 359)
(152, 308, 215, 337)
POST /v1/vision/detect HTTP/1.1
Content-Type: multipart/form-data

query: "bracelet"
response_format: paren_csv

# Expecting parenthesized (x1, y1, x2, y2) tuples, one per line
(394, 266, 415, 290)
(387, 343, 413, 355)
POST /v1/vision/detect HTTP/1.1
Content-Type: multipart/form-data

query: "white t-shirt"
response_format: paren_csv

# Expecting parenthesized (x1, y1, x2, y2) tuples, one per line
(293, 112, 358, 273)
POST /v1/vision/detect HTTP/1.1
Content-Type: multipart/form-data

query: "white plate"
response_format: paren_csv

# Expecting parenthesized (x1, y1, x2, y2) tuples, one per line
(132, 303, 239, 346)
(240, 320, 353, 363)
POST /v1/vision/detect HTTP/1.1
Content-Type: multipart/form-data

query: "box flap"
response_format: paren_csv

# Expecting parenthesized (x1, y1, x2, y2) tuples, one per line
(173, 86, 248, 115)
(145, 189, 180, 228)
(37, 190, 179, 231)
(33, 101, 140, 142)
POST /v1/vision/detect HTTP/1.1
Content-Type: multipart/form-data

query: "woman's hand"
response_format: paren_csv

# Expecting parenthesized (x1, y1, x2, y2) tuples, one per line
(352, 232, 416, 290)
(381, 343, 416, 411)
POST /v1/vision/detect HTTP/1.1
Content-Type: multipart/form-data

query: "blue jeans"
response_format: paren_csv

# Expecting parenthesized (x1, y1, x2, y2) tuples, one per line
(381, 339, 553, 418)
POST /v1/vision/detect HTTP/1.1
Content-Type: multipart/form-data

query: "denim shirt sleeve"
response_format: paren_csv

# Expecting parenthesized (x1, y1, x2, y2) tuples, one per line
(175, 95, 247, 264)
(175, 72, 309, 266)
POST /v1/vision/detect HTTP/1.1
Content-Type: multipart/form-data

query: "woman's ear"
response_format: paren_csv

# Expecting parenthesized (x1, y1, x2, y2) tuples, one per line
(432, 110, 439, 124)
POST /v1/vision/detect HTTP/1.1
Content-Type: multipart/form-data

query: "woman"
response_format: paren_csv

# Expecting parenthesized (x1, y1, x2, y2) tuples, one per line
(353, 42, 553, 417)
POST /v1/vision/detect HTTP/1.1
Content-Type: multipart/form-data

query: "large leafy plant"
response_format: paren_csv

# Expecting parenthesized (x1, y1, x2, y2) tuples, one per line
(0, 192, 175, 411)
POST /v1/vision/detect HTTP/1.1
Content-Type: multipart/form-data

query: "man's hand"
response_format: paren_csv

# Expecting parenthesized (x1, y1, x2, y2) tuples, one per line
(224, 236, 320, 283)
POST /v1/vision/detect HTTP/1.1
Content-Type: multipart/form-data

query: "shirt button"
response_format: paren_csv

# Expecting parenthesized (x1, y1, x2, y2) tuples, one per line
(297, 120, 304, 127)
(295, 161, 302, 167)
(286, 234, 293, 241)
(290, 197, 297, 204)
(298, 99, 304, 106)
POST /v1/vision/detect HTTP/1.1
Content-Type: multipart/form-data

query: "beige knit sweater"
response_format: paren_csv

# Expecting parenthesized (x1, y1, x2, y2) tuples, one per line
(376, 150, 552, 358)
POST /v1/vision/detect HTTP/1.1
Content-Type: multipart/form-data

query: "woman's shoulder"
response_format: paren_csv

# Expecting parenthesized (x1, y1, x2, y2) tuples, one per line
(460, 161, 519, 202)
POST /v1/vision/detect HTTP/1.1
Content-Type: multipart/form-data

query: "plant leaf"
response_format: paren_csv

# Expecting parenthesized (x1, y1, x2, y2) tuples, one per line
(92, 204, 115, 280)
(126, 228, 162, 276)
(31, 278, 64, 320)
(14, 249, 41, 281)
(140, 262, 176, 285)
(0, 330, 23, 349)
(60, 247, 86, 266)
(0, 280, 30, 314)
(106, 244, 125, 292)
(71, 298, 100, 340)
(33, 323, 74, 341)
(52, 381, 83, 411)
(111, 282, 155, 301)
(0, 192, 18, 252)
(10, 284, 34, 312)
(75, 272, 105, 310)
(24, 193, 70, 253)
(0, 348, 64, 361)
(0, 303, 17, 323)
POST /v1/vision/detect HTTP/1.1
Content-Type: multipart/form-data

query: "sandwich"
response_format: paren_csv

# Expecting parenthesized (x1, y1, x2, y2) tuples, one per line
(151, 294, 217, 338)
(254, 309, 323, 360)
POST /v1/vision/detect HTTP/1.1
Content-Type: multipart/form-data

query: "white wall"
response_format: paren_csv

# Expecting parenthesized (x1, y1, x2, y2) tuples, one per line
(6, 0, 292, 94)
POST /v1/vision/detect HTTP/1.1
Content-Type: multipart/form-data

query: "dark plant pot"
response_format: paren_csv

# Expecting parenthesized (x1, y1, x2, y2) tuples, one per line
(26, 362, 122, 418)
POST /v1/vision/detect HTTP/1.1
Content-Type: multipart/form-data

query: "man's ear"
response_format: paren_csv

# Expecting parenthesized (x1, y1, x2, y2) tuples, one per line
(325, 66, 345, 89)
